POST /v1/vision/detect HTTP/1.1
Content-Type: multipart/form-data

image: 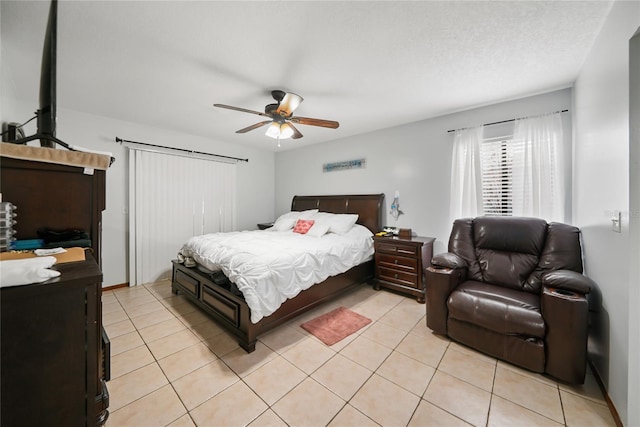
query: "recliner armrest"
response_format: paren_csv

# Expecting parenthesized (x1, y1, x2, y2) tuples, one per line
(542, 270, 594, 295)
(425, 262, 466, 336)
(431, 252, 468, 270)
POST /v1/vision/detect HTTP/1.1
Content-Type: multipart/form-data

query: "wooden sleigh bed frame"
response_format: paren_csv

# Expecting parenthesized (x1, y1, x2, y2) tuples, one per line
(171, 193, 385, 352)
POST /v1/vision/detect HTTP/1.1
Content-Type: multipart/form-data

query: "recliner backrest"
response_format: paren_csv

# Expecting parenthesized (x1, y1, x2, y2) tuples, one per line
(448, 217, 584, 293)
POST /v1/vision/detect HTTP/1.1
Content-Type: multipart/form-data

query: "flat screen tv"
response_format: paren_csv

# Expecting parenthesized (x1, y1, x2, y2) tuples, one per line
(12, 0, 69, 150)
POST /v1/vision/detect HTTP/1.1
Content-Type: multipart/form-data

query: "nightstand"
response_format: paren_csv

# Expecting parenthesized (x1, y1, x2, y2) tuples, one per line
(373, 235, 435, 303)
(257, 222, 274, 230)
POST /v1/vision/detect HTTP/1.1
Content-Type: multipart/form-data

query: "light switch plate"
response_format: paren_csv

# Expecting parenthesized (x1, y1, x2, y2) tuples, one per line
(611, 210, 621, 233)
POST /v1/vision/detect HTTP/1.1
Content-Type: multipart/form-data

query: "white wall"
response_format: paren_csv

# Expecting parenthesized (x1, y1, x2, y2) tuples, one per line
(3, 101, 275, 288)
(573, 1, 640, 424)
(275, 88, 572, 256)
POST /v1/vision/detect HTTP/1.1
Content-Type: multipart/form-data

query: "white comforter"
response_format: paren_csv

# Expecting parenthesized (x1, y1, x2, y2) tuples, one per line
(180, 224, 374, 323)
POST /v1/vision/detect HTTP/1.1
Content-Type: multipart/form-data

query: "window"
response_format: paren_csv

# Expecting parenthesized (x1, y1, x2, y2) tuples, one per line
(480, 137, 525, 216)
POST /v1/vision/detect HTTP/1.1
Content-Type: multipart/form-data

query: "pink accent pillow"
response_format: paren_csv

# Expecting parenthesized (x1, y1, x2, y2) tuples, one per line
(293, 219, 315, 234)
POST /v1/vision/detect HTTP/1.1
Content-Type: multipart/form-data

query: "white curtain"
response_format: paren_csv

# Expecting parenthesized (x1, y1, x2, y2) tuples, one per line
(511, 112, 564, 222)
(449, 126, 484, 221)
(128, 149, 236, 285)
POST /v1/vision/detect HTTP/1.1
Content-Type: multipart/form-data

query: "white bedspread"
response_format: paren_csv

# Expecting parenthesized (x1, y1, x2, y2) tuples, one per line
(180, 224, 374, 323)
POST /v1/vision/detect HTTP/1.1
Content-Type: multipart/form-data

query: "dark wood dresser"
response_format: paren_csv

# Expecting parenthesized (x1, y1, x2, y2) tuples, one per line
(0, 149, 110, 425)
(1, 254, 110, 426)
(373, 235, 435, 303)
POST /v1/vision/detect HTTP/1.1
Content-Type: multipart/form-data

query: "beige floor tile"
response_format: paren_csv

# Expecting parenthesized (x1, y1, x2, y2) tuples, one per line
(172, 359, 239, 410)
(159, 293, 189, 308)
(189, 318, 226, 340)
(328, 404, 379, 427)
(110, 331, 144, 356)
(130, 307, 176, 329)
(353, 292, 403, 320)
(177, 308, 212, 327)
(103, 309, 129, 326)
(166, 414, 196, 427)
(560, 371, 607, 404)
(334, 284, 379, 309)
(359, 321, 408, 349)
(312, 353, 373, 400)
(158, 342, 217, 382)
(376, 351, 435, 396)
(104, 318, 135, 339)
(189, 381, 267, 426)
(408, 400, 472, 427)
(244, 356, 307, 405)
(496, 359, 557, 387)
(106, 384, 186, 427)
(102, 292, 117, 304)
(107, 363, 168, 412)
(488, 395, 563, 427)
(493, 364, 563, 423)
(138, 317, 187, 343)
(202, 330, 241, 356)
(103, 300, 123, 315)
(281, 336, 336, 375)
(378, 298, 427, 332)
(221, 341, 278, 377)
(168, 301, 199, 317)
(396, 331, 448, 368)
(438, 346, 496, 392)
(147, 329, 201, 359)
(340, 335, 393, 371)
(114, 287, 153, 303)
(409, 316, 434, 338)
(259, 324, 308, 354)
(560, 390, 617, 426)
(448, 341, 498, 365)
(350, 373, 420, 426)
(423, 371, 491, 427)
(272, 378, 345, 427)
(248, 409, 288, 427)
(110, 344, 155, 379)
(118, 293, 159, 310)
(122, 300, 165, 318)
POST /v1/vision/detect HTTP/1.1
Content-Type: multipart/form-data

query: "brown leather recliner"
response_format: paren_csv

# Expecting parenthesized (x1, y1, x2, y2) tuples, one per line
(425, 216, 595, 384)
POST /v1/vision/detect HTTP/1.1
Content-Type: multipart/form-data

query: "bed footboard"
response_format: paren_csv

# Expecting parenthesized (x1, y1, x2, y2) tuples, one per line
(171, 260, 374, 352)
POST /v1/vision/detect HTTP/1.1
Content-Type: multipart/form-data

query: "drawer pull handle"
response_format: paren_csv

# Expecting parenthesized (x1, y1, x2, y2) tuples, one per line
(394, 259, 398, 264)
(394, 273, 399, 279)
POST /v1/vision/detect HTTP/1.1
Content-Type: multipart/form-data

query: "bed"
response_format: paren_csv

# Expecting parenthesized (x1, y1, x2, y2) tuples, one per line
(171, 193, 384, 352)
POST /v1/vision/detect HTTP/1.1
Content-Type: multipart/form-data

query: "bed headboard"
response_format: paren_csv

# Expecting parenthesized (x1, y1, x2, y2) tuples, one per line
(291, 194, 385, 234)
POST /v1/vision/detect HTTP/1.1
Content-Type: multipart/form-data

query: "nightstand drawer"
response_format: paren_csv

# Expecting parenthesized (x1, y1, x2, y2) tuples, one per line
(375, 242, 419, 256)
(378, 266, 419, 288)
(377, 254, 417, 273)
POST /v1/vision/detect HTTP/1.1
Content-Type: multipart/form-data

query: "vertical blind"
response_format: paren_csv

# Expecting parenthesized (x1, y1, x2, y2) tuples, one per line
(128, 149, 236, 285)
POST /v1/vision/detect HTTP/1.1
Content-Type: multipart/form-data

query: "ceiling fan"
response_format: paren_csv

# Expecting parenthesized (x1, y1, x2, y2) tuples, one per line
(213, 90, 339, 141)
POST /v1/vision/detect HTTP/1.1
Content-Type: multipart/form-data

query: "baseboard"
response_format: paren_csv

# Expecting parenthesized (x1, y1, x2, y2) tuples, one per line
(102, 283, 129, 291)
(589, 360, 623, 427)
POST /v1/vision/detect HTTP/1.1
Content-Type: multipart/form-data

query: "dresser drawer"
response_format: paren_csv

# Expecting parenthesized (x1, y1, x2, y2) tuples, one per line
(378, 266, 419, 288)
(201, 284, 240, 327)
(375, 241, 420, 256)
(377, 253, 418, 273)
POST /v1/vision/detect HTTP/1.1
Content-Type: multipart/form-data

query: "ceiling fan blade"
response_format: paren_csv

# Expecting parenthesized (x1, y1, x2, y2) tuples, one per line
(236, 121, 272, 134)
(276, 92, 304, 118)
(214, 104, 270, 118)
(288, 123, 303, 139)
(290, 116, 340, 129)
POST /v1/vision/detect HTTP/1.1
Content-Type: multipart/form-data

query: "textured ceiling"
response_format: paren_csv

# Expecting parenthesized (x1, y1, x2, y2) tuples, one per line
(1, 1, 612, 151)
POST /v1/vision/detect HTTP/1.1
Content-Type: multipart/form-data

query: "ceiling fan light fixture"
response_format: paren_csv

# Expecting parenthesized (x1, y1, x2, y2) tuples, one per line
(280, 123, 294, 139)
(279, 93, 303, 116)
(265, 122, 294, 139)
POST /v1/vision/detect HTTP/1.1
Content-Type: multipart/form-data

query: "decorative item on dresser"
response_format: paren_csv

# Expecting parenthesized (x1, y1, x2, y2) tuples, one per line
(0, 144, 111, 425)
(373, 234, 435, 303)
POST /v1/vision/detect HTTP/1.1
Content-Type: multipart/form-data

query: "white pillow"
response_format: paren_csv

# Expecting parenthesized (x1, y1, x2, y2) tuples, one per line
(272, 209, 318, 231)
(306, 222, 330, 237)
(311, 212, 359, 235)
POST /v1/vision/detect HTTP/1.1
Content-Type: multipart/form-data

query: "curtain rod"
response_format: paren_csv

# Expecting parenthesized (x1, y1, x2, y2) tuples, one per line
(114, 137, 248, 163)
(446, 109, 569, 133)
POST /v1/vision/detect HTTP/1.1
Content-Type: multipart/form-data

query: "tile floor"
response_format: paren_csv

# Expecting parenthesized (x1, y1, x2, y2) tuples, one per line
(103, 280, 616, 427)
